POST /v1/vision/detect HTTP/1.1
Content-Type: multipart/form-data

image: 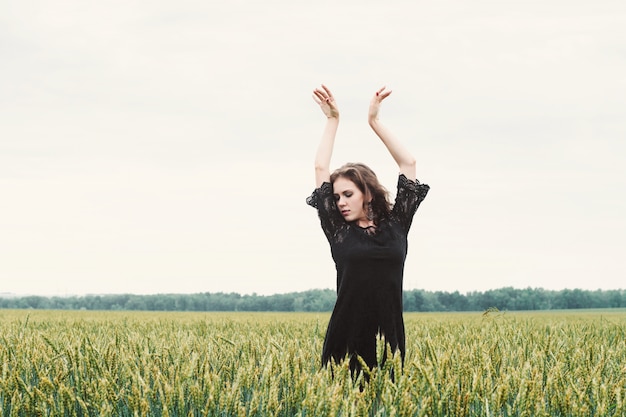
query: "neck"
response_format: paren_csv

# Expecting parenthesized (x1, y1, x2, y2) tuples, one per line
(357, 219, 375, 228)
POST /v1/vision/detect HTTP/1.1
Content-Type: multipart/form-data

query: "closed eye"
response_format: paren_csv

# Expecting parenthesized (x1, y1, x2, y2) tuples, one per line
(334, 192, 353, 201)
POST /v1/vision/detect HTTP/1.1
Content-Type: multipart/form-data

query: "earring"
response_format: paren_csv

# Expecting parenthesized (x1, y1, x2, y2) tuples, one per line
(366, 202, 374, 221)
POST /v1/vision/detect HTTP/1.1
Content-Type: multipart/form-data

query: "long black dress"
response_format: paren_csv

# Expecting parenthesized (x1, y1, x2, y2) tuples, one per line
(307, 174, 429, 372)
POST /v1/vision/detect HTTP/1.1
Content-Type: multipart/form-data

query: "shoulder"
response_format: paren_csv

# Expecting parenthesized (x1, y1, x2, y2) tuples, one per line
(306, 182, 333, 208)
(397, 174, 429, 194)
(389, 174, 429, 232)
(394, 174, 429, 206)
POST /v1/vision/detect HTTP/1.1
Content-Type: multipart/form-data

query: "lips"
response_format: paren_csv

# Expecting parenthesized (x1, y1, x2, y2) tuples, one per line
(340, 210, 350, 217)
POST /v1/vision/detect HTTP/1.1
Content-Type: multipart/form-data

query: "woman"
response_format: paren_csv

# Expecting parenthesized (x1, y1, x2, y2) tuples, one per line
(307, 85, 429, 376)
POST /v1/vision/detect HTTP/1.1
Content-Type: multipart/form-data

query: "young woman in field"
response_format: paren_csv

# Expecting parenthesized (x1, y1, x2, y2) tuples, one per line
(307, 85, 429, 377)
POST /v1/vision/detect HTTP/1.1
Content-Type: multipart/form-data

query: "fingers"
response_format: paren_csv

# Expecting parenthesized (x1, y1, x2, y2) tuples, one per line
(313, 92, 332, 105)
(375, 86, 392, 100)
(313, 85, 334, 104)
(321, 84, 334, 101)
(314, 84, 391, 104)
(315, 84, 393, 106)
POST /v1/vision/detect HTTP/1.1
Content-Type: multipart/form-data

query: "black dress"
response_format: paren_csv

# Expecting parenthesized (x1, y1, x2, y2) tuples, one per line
(307, 174, 429, 372)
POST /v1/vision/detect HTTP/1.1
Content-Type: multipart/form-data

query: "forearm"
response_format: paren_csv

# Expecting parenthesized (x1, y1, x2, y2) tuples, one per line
(314, 117, 339, 186)
(369, 119, 416, 180)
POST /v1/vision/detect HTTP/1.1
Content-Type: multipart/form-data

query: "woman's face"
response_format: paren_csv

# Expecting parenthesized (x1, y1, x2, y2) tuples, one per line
(332, 177, 369, 225)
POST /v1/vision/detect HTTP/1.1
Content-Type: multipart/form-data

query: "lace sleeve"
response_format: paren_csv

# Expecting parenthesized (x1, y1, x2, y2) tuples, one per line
(390, 174, 429, 234)
(306, 182, 345, 243)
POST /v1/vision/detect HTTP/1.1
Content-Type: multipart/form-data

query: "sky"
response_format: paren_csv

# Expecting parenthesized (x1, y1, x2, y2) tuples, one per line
(1, 0, 625, 296)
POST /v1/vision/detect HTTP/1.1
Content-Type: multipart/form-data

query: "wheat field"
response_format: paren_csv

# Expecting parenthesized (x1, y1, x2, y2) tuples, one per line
(1, 309, 625, 416)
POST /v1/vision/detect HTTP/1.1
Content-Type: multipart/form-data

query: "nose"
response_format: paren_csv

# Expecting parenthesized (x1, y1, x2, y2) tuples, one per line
(337, 197, 346, 207)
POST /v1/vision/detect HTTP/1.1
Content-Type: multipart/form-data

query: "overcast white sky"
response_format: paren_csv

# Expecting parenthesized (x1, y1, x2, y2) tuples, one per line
(1, 0, 625, 296)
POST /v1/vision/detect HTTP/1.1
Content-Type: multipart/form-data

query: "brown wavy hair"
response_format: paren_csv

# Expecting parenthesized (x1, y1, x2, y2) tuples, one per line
(330, 163, 391, 224)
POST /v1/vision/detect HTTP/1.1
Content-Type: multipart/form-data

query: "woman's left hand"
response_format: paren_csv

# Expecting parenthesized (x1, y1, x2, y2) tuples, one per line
(368, 86, 392, 123)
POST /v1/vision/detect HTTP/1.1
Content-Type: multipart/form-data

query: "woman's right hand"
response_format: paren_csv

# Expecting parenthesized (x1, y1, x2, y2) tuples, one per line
(312, 85, 339, 119)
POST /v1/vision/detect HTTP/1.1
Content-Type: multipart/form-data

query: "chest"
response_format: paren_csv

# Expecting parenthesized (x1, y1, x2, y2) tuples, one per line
(330, 223, 407, 266)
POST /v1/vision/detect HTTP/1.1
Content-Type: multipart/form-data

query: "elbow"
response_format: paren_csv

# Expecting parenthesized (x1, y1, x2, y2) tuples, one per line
(399, 158, 417, 180)
(314, 162, 328, 173)
(401, 158, 416, 171)
(314, 164, 330, 179)
(314, 165, 331, 186)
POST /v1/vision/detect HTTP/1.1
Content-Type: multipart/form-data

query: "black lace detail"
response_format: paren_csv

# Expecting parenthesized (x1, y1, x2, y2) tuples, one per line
(305, 182, 331, 209)
(359, 225, 377, 236)
(307, 175, 429, 242)
(306, 182, 349, 244)
(390, 174, 430, 234)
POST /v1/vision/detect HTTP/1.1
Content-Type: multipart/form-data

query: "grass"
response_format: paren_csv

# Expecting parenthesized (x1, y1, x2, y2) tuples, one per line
(1, 309, 625, 416)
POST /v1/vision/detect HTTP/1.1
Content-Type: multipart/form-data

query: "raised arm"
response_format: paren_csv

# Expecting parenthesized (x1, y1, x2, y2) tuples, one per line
(368, 86, 417, 181)
(312, 85, 339, 187)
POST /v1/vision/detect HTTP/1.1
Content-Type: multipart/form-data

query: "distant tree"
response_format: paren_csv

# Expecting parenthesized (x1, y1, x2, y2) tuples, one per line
(2, 287, 626, 312)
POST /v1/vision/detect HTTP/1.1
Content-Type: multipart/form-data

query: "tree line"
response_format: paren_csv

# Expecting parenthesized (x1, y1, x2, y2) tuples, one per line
(1, 287, 625, 312)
